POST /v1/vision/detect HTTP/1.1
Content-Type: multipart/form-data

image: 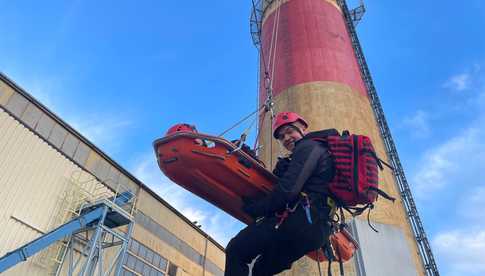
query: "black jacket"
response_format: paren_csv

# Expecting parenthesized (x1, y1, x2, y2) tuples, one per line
(244, 132, 335, 217)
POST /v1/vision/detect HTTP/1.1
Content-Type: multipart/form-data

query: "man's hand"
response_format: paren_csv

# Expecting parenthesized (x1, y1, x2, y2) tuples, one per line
(273, 157, 291, 177)
(241, 196, 263, 219)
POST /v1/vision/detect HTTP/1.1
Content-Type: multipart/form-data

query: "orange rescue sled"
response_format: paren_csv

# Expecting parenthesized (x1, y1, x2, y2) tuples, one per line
(154, 132, 276, 223)
(153, 132, 357, 262)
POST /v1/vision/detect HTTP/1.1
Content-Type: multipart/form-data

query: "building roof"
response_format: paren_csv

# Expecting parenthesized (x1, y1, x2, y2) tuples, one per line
(0, 72, 225, 252)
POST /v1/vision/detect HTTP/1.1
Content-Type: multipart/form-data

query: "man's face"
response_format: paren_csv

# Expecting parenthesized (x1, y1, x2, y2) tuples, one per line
(276, 123, 305, 152)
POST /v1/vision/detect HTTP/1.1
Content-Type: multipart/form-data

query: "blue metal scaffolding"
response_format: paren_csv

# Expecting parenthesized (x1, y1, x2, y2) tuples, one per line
(0, 191, 135, 276)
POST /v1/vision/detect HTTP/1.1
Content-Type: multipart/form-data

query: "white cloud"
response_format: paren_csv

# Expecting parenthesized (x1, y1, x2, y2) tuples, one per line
(433, 229, 485, 276)
(4, 71, 134, 154)
(182, 207, 208, 224)
(131, 152, 192, 209)
(473, 64, 481, 73)
(412, 83, 485, 198)
(402, 110, 430, 138)
(477, 90, 485, 111)
(458, 186, 485, 221)
(203, 212, 241, 246)
(444, 73, 471, 91)
(67, 115, 133, 153)
(412, 126, 485, 197)
(411, 68, 485, 275)
(6, 71, 63, 112)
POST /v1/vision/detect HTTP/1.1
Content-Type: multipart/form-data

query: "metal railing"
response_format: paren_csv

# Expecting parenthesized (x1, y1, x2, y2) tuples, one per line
(35, 170, 136, 274)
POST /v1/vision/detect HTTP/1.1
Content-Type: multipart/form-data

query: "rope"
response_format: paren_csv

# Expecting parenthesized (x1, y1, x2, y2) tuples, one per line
(243, 116, 258, 141)
(269, 108, 274, 168)
(266, 0, 283, 169)
(269, 0, 281, 90)
(249, 0, 283, 168)
(218, 105, 265, 137)
(252, 0, 280, 103)
(316, 250, 323, 276)
(255, 48, 261, 150)
(253, 108, 267, 149)
(229, 115, 259, 154)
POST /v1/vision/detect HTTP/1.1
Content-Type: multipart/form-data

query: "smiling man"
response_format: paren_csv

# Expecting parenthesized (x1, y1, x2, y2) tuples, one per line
(224, 112, 336, 276)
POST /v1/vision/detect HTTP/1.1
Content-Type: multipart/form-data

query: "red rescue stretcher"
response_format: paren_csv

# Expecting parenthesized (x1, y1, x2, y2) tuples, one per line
(154, 132, 275, 223)
(153, 132, 357, 262)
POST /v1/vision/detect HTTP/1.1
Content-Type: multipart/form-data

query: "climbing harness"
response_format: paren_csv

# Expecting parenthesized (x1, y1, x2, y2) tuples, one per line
(272, 192, 317, 229)
(302, 192, 313, 224)
(274, 201, 299, 229)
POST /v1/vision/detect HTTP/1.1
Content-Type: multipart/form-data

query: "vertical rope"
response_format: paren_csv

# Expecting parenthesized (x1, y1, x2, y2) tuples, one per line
(269, 0, 281, 89)
(267, 0, 280, 77)
(316, 250, 323, 276)
(267, 0, 282, 169)
(253, 109, 267, 150)
(255, 49, 261, 151)
(270, 109, 273, 169)
(251, 0, 283, 169)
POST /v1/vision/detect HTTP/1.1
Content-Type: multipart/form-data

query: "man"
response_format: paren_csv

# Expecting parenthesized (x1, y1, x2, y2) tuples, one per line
(224, 111, 336, 276)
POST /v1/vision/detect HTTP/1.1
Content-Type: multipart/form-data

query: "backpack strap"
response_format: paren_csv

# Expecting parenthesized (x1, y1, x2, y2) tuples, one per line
(376, 157, 395, 171)
(345, 204, 380, 233)
(368, 186, 396, 202)
(367, 150, 396, 171)
(342, 205, 369, 217)
(366, 205, 379, 233)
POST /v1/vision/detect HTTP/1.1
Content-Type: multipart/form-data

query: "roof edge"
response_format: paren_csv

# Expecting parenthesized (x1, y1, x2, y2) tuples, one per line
(0, 71, 226, 252)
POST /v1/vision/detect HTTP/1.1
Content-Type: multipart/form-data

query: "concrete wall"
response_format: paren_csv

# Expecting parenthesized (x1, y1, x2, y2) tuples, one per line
(0, 73, 225, 276)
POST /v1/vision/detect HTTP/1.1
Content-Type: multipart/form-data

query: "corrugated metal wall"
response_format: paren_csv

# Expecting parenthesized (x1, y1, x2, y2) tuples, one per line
(0, 74, 226, 276)
(0, 108, 91, 275)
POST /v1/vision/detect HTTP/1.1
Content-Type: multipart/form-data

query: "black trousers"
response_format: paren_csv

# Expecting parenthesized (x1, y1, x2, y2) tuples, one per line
(225, 200, 331, 276)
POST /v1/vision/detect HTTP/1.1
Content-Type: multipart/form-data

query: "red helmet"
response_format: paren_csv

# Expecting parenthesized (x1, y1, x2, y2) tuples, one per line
(166, 123, 197, 136)
(272, 112, 308, 138)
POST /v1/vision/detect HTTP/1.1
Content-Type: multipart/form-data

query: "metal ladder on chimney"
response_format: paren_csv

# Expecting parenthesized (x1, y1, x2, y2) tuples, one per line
(337, 0, 439, 275)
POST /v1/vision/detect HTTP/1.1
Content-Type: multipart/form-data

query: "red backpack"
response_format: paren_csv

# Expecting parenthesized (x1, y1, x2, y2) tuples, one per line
(312, 129, 395, 215)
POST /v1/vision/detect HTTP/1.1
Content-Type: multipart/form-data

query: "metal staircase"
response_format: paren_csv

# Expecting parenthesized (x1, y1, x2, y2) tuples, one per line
(34, 171, 106, 272)
(0, 173, 136, 276)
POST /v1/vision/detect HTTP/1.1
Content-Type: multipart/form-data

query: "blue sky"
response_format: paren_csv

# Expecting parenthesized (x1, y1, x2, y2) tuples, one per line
(1, 0, 484, 275)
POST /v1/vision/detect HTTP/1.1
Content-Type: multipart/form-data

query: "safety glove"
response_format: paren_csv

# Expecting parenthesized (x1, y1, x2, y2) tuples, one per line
(241, 196, 265, 220)
(273, 157, 291, 177)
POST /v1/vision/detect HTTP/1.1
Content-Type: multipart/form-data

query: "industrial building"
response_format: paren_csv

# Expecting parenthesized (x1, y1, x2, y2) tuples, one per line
(0, 73, 225, 275)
